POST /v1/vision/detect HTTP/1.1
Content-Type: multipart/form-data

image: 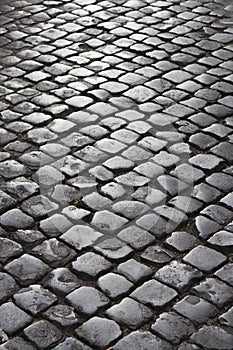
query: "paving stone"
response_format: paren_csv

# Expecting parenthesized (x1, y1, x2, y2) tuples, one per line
(104, 156, 134, 171)
(206, 173, 233, 192)
(39, 214, 73, 237)
(75, 317, 121, 348)
(27, 128, 57, 145)
(72, 252, 112, 278)
(91, 210, 128, 231)
(112, 200, 149, 219)
(113, 330, 172, 350)
(124, 85, 156, 102)
(0, 160, 28, 179)
(32, 238, 75, 266)
(154, 205, 188, 225)
(0, 302, 32, 335)
(106, 297, 152, 329)
(0, 337, 36, 350)
(66, 286, 110, 315)
(141, 245, 174, 266)
(136, 212, 174, 237)
(155, 261, 202, 292)
(83, 192, 112, 211)
(98, 272, 133, 298)
(24, 320, 62, 349)
(61, 225, 103, 251)
(52, 338, 92, 350)
(192, 183, 221, 204)
(189, 154, 223, 171)
(13, 229, 45, 245)
(118, 226, 154, 250)
(151, 311, 195, 344)
(45, 268, 80, 295)
(178, 343, 201, 350)
(0, 273, 18, 302)
(219, 306, 233, 327)
(0, 237, 23, 263)
(0, 192, 15, 217)
(14, 285, 57, 316)
(215, 263, 233, 287)
(165, 231, 199, 252)
(44, 304, 79, 327)
(211, 142, 233, 162)
(192, 277, 233, 308)
(101, 182, 126, 200)
(183, 246, 226, 273)
(131, 279, 177, 308)
(189, 132, 217, 150)
(19, 151, 53, 168)
(5, 254, 50, 286)
(95, 238, 132, 261)
(0, 208, 34, 230)
(117, 259, 152, 283)
(190, 326, 233, 350)
(21, 195, 58, 219)
(208, 230, 233, 248)
(157, 175, 189, 196)
(201, 205, 233, 225)
(5, 177, 39, 201)
(195, 215, 222, 239)
(173, 295, 218, 325)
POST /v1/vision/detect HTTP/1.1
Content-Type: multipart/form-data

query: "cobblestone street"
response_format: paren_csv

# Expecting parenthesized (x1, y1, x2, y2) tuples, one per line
(0, 0, 233, 349)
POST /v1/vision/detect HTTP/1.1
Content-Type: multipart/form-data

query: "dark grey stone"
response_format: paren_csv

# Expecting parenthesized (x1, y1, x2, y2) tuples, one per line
(0, 273, 18, 302)
(190, 326, 233, 350)
(72, 252, 111, 278)
(24, 320, 62, 349)
(113, 331, 172, 350)
(151, 311, 195, 344)
(0, 238, 23, 263)
(0, 209, 34, 230)
(5, 254, 50, 286)
(155, 261, 202, 292)
(183, 246, 226, 272)
(173, 295, 218, 325)
(131, 280, 178, 308)
(0, 302, 32, 335)
(192, 278, 233, 307)
(51, 338, 92, 350)
(44, 305, 79, 327)
(75, 317, 122, 348)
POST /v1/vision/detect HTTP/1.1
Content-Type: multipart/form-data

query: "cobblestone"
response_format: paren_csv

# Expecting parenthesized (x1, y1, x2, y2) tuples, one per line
(0, 0, 233, 348)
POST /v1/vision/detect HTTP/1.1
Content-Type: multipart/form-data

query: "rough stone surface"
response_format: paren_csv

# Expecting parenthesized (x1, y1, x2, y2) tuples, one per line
(0, 0, 233, 347)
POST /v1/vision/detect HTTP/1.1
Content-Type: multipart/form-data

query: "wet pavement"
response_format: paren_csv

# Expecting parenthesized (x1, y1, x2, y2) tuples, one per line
(0, 0, 233, 349)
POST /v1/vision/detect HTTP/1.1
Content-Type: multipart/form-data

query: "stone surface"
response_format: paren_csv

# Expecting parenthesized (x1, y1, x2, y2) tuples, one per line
(0, 0, 233, 347)
(66, 286, 109, 315)
(75, 317, 122, 348)
(0, 302, 32, 335)
(106, 297, 152, 329)
(131, 280, 178, 308)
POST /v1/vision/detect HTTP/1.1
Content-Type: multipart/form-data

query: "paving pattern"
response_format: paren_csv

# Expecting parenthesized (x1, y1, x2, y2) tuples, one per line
(0, 0, 233, 349)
